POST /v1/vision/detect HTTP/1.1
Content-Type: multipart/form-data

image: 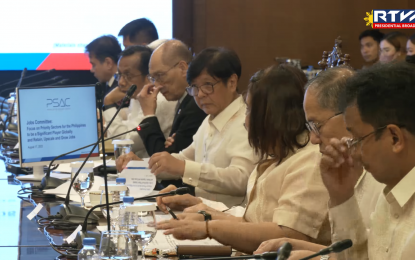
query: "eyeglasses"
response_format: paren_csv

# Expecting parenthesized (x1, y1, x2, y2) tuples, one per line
(147, 62, 180, 84)
(305, 112, 342, 136)
(186, 81, 220, 97)
(115, 72, 142, 82)
(346, 126, 387, 153)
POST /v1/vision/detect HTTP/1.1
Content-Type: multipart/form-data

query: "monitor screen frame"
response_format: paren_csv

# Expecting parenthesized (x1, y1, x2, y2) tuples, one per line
(17, 85, 100, 167)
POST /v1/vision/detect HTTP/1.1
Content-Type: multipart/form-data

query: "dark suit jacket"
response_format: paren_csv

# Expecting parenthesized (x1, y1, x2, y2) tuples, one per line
(138, 94, 207, 193)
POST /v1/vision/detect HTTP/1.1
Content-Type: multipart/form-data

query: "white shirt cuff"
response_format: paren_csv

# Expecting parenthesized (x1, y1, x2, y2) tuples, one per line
(183, 160, 202, 187)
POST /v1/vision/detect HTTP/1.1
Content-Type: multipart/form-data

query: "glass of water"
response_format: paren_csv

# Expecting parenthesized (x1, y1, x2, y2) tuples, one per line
(99, 231, 131, 259)
(70, 161, 95, 207)
(120, 203, 157, 260)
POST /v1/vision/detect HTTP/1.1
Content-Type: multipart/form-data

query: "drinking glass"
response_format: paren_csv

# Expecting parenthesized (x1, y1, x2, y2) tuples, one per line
(120, 207, 157, 260)
(99, 231, 131, 259)
(102, 206, 120, 230)
(72, 171, 94, 207)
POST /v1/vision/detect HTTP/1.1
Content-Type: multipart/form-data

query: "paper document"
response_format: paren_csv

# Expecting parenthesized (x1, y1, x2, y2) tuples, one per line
(118, 160, 156, 198)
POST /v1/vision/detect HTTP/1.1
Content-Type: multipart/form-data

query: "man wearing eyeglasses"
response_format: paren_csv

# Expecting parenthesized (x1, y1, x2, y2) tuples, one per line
(318, 62, 415, 260)
(115, 40, 206, 190)
(103, 45, 177, 158)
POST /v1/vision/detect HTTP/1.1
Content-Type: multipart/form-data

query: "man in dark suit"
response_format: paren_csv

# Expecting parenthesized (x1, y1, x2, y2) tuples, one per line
(85, 35, 121, 96)
(116, 40, 206, 192)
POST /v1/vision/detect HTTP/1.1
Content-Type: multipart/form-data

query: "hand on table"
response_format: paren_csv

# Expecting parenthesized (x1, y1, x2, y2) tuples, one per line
(115, 151, 142, 172)
(156, 185, 202, 213)
(157, 219, 208, 240)
(149, 152, 185, 176)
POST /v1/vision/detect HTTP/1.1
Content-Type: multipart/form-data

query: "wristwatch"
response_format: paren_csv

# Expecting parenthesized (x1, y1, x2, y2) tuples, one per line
(320, 256, 330, 260)
(197, 210, 212, 221)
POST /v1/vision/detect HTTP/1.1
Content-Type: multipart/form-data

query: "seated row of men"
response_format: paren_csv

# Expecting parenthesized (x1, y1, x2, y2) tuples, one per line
(84, 22, 415, 259)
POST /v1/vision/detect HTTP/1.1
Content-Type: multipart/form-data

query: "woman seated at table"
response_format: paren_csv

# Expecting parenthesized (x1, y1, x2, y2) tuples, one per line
(156, 64, 331, 253)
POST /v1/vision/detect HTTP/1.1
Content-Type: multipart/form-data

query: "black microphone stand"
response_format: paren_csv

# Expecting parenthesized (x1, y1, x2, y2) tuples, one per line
(96, 82, 111, 232)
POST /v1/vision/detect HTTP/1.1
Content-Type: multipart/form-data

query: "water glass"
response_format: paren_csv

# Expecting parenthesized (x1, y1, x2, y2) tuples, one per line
(99, 231, 131, 259)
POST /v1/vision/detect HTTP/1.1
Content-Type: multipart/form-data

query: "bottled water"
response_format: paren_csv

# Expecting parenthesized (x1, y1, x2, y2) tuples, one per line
(116, 177, 129, 201)
(78, 237, 99, 260)
(118, 196, 134, 230)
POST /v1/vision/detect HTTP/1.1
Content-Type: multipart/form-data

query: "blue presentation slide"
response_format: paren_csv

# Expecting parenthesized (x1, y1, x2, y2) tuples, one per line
(18, 86, 99, 164)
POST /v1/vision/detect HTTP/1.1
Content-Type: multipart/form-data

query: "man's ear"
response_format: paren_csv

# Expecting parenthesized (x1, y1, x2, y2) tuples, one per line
(227, 74, 238, 92)
(388, 125, 405, 154)
(103, 57, 114, 69)
(177, 60, 188, 78)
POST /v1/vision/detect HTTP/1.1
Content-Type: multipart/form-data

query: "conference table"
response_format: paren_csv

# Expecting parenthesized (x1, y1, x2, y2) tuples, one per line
(0, 161, 163, 260)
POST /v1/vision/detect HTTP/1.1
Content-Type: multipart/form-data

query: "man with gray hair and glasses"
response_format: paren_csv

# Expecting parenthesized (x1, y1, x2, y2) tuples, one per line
(116, 40, 206, 191)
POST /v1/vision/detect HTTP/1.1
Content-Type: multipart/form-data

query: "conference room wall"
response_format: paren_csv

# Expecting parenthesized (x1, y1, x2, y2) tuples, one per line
(173, 0, 415, 92)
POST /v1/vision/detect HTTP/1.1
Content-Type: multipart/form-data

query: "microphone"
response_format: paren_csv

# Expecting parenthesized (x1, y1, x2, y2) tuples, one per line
(0, 68, 55, 87)
(186, 252, 279, 260)
(276, 242, 292, 260)
(45, 79, 69, 86)
(40, 122, 150, 190)
(299, 239, 353, 260)
(74, 187, 190, 248)
(20, 76, 62, 87)
(121, 84, 137, 103)
(58, 84, 137, 229)
(16, 68, 27, 88)
(3, 68, 27, 131)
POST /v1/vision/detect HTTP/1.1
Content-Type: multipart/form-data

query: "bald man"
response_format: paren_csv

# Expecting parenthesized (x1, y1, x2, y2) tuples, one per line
(116, 40, 206, 191)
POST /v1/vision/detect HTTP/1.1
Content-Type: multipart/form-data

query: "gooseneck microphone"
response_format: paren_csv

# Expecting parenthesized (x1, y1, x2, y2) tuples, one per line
(61, 84, 137, 229)
(0, 68, 55, 88)
(276, 242, 292, 260)
(299, 239, 353, 260)
(20, 76, 62, 87)
(189, 252, 279, 260)
(75, 187, 190, 248)
(40, 122, 150, 190)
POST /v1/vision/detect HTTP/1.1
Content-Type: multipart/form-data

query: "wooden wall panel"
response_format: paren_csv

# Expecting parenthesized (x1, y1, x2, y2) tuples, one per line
(174, 0, 415, 90)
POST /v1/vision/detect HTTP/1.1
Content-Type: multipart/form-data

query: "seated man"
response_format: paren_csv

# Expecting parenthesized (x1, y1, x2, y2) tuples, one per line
(115, 40, 207, 191)
(359, 29, 384, 69)
(103, 46, 176, 158)
(155, 64, 331, 253)
(118, 18, 159, 48)
(85, 35, 121, 96)
(319, 62, 415, 259)
(147, 47, 257, 206)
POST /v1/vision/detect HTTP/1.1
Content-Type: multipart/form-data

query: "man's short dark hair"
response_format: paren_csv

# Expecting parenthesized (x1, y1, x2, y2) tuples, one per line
(120, 45, 152, 75)
(85, 35, 121, 63)
(359, 29, 384, 43)
(118, 18, 158, 44)
(339, 62, 415, 136)
(187, 47, 242, 85)
(306, 66, 355, 112)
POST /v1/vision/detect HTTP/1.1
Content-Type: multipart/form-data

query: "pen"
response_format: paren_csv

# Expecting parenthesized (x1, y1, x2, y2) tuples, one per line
(166, 206, 178, 220)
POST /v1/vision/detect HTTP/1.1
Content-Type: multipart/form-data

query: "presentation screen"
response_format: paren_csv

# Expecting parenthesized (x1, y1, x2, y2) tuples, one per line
(17, 85, 99, 166)
(0, 0, 172, 70)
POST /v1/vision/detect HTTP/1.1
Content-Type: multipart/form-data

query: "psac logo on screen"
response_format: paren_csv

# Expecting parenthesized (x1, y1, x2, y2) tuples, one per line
(364, 10, 415, 28)
(46, 98, 70, 108)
